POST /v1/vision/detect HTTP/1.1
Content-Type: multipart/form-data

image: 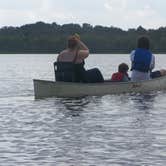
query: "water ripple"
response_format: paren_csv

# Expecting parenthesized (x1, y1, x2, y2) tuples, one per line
(0, 54, 166, 165)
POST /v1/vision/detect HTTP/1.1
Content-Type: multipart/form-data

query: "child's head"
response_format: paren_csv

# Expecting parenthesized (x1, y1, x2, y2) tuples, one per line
(118, 63, 129, 73)
(137, 36, 150, 50)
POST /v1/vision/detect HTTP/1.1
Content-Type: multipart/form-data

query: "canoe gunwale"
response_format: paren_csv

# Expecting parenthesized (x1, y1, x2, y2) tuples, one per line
(33, 76, 165, 84)
(33, 76, 166, 99)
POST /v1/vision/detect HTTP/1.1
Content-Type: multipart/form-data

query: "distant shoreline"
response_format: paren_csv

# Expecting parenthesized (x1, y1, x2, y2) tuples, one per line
(1, 22, 166, 55)
(0, 51, 166, 54)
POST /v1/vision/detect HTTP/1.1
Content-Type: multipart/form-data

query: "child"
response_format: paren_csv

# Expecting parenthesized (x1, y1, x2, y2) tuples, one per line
(111, 63, 130, 82)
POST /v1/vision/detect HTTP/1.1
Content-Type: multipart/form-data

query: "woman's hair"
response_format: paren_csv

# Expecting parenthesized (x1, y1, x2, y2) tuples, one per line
(137, 36, 150, 50)
(67, 36, 78, 49)
(118, 63, 129, 73)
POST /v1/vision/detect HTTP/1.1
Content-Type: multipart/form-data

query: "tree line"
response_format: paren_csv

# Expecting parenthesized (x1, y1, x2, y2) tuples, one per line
(0, 21, 166, 53)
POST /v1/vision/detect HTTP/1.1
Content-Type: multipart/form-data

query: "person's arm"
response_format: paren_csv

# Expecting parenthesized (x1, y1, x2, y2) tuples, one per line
(78, 47, 89, 59)
(150, 54, 155, 70)
(130, 50, 135, 69)
(130, 50, 135, 62)
(73, 34, 89, 59)
(76, 39, 89, 59)
(122, 74, 130, 82)
(77, 40, 89, 50)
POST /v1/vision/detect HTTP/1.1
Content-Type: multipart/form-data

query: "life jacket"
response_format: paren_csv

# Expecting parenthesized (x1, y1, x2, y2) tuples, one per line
(131, 48, 152, 72)
(111, 72, 128, 82)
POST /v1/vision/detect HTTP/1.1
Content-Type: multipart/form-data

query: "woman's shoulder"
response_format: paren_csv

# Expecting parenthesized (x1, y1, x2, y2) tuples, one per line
(59, 49, 68, 55)
(58, 49, 75, 62)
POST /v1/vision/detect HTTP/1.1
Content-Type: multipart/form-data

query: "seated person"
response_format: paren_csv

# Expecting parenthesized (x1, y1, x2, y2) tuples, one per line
(130, 36, 166, 80)
(55, 34, 104, 83)
(111, 63, 130, 82)
(130, 36, 155, 81)
(55, 34, 89, 82)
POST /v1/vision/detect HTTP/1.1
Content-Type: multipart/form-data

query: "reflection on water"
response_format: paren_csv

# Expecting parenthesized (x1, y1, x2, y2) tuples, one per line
(129, 92, 156, 130)
(128, 94, 158, 165)
(58, 97, 90, 117)
(130, 92, 156, 111)
(58, 96, 104, 118)
(61, 97, 89, 111)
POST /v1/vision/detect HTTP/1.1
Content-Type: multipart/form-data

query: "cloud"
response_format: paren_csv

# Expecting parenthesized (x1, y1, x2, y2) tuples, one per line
(0, 0, 76, 26)
(104, 0, 126, 11)
(0, 0, 165, 29)
(0, 0, 41, 10)
(104, 0, 166, 29)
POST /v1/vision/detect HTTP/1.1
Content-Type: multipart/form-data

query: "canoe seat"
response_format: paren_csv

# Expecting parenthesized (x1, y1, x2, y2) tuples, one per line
(54, 62, 104, 83)
(54, 62, 76, 82)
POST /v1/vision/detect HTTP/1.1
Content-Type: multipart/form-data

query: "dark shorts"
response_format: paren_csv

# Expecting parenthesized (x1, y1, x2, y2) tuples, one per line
(150, 71, 161, 79)
(85, 68, 104, 83)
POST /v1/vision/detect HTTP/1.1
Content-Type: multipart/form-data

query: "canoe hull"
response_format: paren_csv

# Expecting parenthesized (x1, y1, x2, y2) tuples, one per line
(33, 76, 166, 99)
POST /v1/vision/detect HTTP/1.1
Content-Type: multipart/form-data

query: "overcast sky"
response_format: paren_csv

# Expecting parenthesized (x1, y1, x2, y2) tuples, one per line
(0, 0, 166, 29)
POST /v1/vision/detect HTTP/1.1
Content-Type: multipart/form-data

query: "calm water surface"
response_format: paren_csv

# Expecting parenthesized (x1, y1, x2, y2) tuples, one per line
(0, 54, 166, 165)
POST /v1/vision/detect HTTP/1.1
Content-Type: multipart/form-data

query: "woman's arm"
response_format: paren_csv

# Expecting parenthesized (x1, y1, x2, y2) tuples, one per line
(77, 40, 89, 50)
(73, 34, 89, 59)
(76, 38, 89, 59)
(78, 49, 89, 59)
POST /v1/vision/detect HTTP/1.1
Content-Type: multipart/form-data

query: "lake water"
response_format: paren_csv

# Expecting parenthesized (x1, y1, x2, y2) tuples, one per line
(0, 54, 166, 165)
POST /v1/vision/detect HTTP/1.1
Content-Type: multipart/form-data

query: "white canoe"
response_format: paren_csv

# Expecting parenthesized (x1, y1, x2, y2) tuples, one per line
(33, 76, 166, 99)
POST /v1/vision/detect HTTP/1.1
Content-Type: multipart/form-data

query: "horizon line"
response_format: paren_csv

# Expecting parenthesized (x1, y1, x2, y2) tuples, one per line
(0, 21, 166, 31)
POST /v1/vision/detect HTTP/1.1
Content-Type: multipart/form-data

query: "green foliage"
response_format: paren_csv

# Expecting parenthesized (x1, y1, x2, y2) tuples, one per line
(0, 22, 166, 53)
